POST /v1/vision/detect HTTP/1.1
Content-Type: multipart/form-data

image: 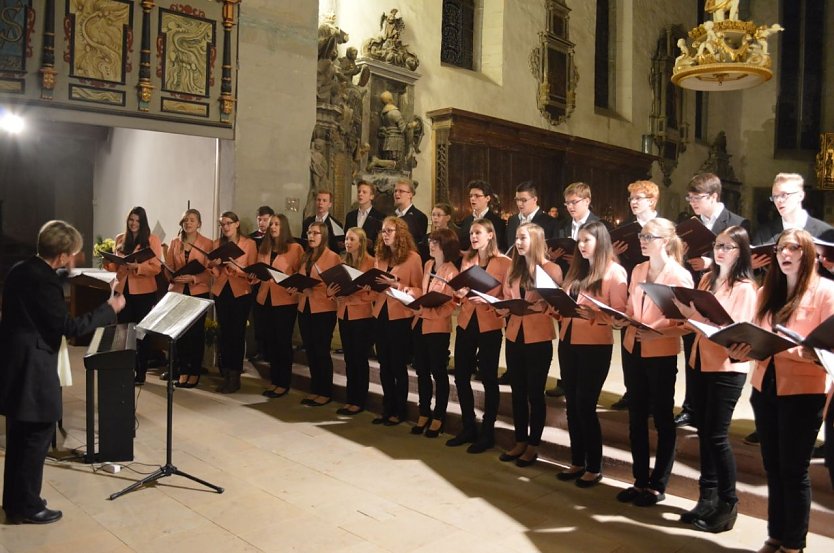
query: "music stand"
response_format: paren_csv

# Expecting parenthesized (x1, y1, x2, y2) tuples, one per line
(109, 292, 224, 500)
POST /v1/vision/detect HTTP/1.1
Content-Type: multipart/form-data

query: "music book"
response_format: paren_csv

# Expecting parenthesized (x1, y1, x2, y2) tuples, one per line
(581, 294, 661, 335)
(386, 288, 453, 310)
(639, 282, 733, 325)
(274, 272, 320, 290)
(676, 217, 715, 258)
(241, 262, 284, 282)
(69, 268, 117, 287)
(535, 264, 559, 289)
(469, 290, 537, 316)
(161, 259, 206, 278)
(203, 241, 245, 262)
(536, 288, 583, 318)
(774, 314, 834, 351)
(687, 320, 796, 361)
(100, 247, 156, 265)
(546, 237, 577, 254)
(610, 221, 644, 262)
(445, 264, 501, 293)
(348, 267, 397, 292)
(750, 242, 775, 258)
(317, 264, 369, 296)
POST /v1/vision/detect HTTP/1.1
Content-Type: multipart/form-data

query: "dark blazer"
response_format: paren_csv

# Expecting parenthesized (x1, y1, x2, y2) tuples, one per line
(505, 208, 557, 251)
(398, 205, 429, 261)
(301, 214, 345, 253)
(248, 230, 266, 250)
(754, 214, 833, 245)
(0, 257, 116, 422)
(710, 207, 751, 236)
(557, 212, 601, 239)
(345, 206, 384, 252)
(458, 210, 507, 252)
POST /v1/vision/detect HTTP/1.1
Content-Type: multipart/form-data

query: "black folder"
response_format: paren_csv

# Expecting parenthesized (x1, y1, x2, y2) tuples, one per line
(469, 290, 538, 316)
(387, 289, 453, 310)
(241, 262, 282, 282)
(162, 259, 206, 278)
(609, 221, 643, 262)
(546, 237, 577, 254)
(676, 217, 715, 258)
(687, 320, 795, 361)
(536, 288, 583, 318)
(445, 264, 501, 293)
(275, 272, 320, 291)
(750, 242, 775, 259)
(349, 267, 397, 292)
(203, 241, 245, 262)
(316, 264, 371, 296)
(100, 247, 156, 265)
(581, 294, 661, 335)
(639, 283, 734, 327)
(779, 313, 834, 351)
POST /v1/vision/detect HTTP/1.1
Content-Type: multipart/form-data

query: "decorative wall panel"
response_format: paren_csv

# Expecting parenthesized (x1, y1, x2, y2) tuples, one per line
(0, 0, 33, 93)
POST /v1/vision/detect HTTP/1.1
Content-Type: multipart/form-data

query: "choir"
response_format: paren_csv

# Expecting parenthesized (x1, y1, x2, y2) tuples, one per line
(98, 173, 834, 552)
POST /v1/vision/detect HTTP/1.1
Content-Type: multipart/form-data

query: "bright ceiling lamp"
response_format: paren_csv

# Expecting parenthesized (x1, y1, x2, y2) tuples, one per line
(0, 111, 24, 134)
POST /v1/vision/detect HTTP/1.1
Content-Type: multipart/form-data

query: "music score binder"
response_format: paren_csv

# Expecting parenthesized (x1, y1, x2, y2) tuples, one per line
(100, 247, 156, 265)
(581, 294, 661, 335)
(676, 217, 715, 258)
(687, 320, 795, 361)
(318, 264, 395, 295)
(445, 264, 501, 293)
(610, 221, 643, 262)
(639, 282, 734, 326)
(386, 288, 453, 309)
(536, 288, 583, 318)
(241, 262, 283, 282)
(193, 241, 245, 262)
(161, 259, 206, 278)
(469, 290, 538, 316)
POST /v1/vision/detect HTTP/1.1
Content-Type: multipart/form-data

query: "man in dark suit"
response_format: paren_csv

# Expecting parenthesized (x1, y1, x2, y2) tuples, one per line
(393, 178, 428, 259)
(458, 179, 507, 252)
(345, 180, 384, 253)
(248, 205, 274, 250)
(247, 205, 274, 362)
(301, 190, 345, 252)
(0, 221, 124, 524)
(754, 172, 833, 246)
(505, 181, 556, 250)
(556, 181, 601, 240)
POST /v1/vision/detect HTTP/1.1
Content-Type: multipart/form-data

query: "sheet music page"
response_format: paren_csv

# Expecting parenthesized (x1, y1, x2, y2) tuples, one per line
(469, 289, 502, 304)
(535, 265, 558, 289)
(137, 292, 213, 340)
(385, 287, 415, 305)
(343, 265, 363, 279)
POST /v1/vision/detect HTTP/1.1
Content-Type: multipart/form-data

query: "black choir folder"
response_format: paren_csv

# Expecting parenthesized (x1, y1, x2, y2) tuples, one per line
(536, 288, 583, 318)
(609, 221, 643, 262)
(469, 290, 538, 316)
(687, 320, 795, 361)
(676, 217, 715, 258)
(639, 282, 734, 326)
(100, 247, 156, 265)
(192, 241, 245, 262)
(386, 288, 453, 309)
(239, 262, 319, 290)
(581, 294, 661, 335)
(445, 264, 501, 293)
(317, 264, 395, 295)
(161, 259, 206, 278)
(241, 262, 282, 282)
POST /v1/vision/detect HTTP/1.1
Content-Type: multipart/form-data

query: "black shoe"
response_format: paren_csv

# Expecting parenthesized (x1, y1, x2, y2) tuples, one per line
(159, 371, 170, 381)
(497, 372, 511, 385)
(812, 444, 825, 459)
(633, 490, 665, 507)
(743, 431, 760, 445)
(263, 388, 289, 399)
(466, 434, 494, 454)
(499, 451, 522, 462)
(674, 411, 694, 427)
(616, 487, 642, 503)
(383, 417, 402, 426)
(8, 508, 63, 525)
(680, 487, 718, 523)
(134, 374, 146, 386)
(515, 453, 538, 467)
(371, 416, 387, 425)
(446, 427, 477, 447)
(611, 396, 629, 410)
(411, 418, 431, 435)
(575, 473, 603, 488)
(556, 468, 585, 481)
(336, 407, 364, 416)
(693, 500, 737, 533)
(425, 421, 444, 438)
(545, 385, 565, 398)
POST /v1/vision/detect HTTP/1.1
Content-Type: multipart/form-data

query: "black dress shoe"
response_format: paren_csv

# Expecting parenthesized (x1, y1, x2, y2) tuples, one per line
(515, 453, 538, 467)
(383, 417, 402, 426)
(497, 373, 512, 385)
(616, 487, 642, 503)
(445, 427, 477, 447)
(159, 371, 170, 381)
(263, 388, 289, 399)
(9, 508, 63, 525)
(556, 468, 585, 481)
(674, 411, 694, 427)
(499, 451, 522, 462)
(575, 473, 603, 488)
(310, 398, 332, 407)
(300, 398, 317, 406)
(411, 419, 431, 435)
(634, 490, 665, 507)
(424, 422, 444, 438)
(545, 385, 565, 398)
(336, 407, 364, 416)
(743, 431, 759, 445)
(610, 396, 629, 410)
(371, 416, 387, 425)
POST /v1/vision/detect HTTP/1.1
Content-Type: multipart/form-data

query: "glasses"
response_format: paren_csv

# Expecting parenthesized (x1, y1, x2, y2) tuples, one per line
(306, 230, 321, 236)
(514, 196, 531, 204)
(713, 242, 739, 252)
(468, 193, 485, 199)
(380, 228, 396, 234)
(637, 233, 662, 242)
(394, 188, 412, 195)
(564, 198, 588, 207)
(685, 193, 710, 203)
(628, 195, 649, 203)
(219, 221, 234, 227)
(769, 191, 800, 203)
(774, 243, 803, 254)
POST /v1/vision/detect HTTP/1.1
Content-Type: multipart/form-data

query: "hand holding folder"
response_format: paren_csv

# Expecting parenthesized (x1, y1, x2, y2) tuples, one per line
(386, 288, 453, 310)
(318, 264, 395, 295)
(581, 294, 661, 335)
(444, 265, 501, 293)
(194, 241, 245, 262)
(161, 259, 206, 279)
(640, 282, 734, 326)
(676, 217, 716, 258)
(100, 247, 156, 266)
(468, 290, 538, 316)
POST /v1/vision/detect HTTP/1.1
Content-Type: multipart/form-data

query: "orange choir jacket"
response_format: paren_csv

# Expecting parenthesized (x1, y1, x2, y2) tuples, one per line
(209, 236, 258, 297)
(503, 261, 563, 344)
(750, 275, 834, 396)
(413, 260, 459, 334)
(333, 255, 376, 321)
(165, 233, 213, 296)
(372, 251, 424, 321)
(255, 242, 304, 307)
(106, 233, 163, 295)
(297, 248, 341, 314)
(623, 260, 694, 357)
(559, 261, 628, 346)
(688, 275, 757, 374)
(457, 254, 511, 333)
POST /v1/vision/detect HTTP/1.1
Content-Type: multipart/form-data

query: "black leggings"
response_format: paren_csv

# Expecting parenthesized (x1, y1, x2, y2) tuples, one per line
(375, 305, 412, 420)
(297, 305, 336, 397)
(215, 285, 252, 373)
(339, 316, 374, 408)
(505, 331, 552, 446)
(454, 317, 502, 429)
(413, 324, 451, 420)
(265, 304, 297, 388)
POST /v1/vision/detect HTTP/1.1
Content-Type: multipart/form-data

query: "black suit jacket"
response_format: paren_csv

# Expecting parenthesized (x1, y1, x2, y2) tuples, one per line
(301, 214, 345, 253)
(556, 212, 601, 239)
(505, 209, 557, 252)
(710, 208, 751, 236)
(0, 257, 116, 422)
(398, 205, 429, 260)
(458, 210, 507, 252)
(754, 215, 833, 245)
(345, 207, 384, 252)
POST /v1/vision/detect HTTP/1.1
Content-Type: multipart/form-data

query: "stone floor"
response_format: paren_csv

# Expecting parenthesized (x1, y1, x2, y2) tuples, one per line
(1, 347, 833, 553)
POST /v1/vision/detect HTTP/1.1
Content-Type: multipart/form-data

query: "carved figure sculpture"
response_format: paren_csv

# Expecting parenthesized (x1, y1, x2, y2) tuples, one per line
(753, 24, 784, 56)
(675, 38, 695, 68)
(696, 21, 720, 61)
(363, 9, 420, 71)
(705, 0, 740, 22)
(378, 91, 406, 165)
(310, 138, 330, 196)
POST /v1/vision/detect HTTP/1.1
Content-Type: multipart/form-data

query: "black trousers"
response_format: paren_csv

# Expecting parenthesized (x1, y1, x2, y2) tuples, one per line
(690, 352, 745, 503)
(505, 332, 552, 446)
(266, 304, 297, 388)
(558, 330, 612, 473)
(751, 362, 825, 550)
(375, 306, 412, 420)
(413, 325, 451, 420)
(339, 316, 373, 408)
(454, 318, 502, 429)
(2, 418, 54, 517)
(680, 332, 696, 416)
(215, 285, 252, 373)
(622, 342, 677, 493)
(251, 283, 268, 357)
(175, 289, 208, 377)
(298, 306, 336, 397)
(826, 402, 834, 489)
(117, 287, 156, 375)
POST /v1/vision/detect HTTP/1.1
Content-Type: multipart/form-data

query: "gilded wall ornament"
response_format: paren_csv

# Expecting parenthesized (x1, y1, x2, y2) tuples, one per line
(67, 0, 132, 83)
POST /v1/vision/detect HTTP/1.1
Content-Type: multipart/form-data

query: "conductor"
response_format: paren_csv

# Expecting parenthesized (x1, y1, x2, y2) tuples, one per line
(0, 220, 125, 524)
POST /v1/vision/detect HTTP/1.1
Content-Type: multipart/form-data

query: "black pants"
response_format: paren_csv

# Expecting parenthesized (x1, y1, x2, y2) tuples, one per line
(690, 352, 745, 503)
(558, 330, 612, 473)
(266, 304, 297, 388)
(215, 285, 252, 373)
(413, 325, 451, 420)
(339, 316, 373, 408)
(751, 361, 825, 550)
(117, 287, 156, 375)
(505, 332, 552, 446)
(2, 418, 54, 517)
(680, 332, 696, 417)
(175, 289, 208, 377)
(826, 403, 834, 489)
(622, 342, 677, 493)
(454, 318, 502, 429)
(375, 306, 412, 420)
(298, 306, 336, 397)
(251, 283, 268, 357)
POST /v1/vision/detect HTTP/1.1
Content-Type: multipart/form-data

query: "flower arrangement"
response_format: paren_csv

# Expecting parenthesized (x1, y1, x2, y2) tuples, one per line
(92, 236, 115, 268)
(205, 318, 219, 346)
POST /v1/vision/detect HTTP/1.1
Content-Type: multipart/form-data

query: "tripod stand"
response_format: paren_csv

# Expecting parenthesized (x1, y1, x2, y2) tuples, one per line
(110, 294, 223, 500)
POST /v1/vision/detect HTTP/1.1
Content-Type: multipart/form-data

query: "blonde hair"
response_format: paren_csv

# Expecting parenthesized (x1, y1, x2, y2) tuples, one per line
(343, 227, 368, 269)
(564, 182, 591, 200)
(642, 218, 684, 264)
(38, 220, 82, 259)
(509, 223, 547, 289)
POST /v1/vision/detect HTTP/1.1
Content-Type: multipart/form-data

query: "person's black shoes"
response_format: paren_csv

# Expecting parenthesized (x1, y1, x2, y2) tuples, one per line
(743, 431, 760, 445)
(674, 410, 694, 428)
(8, 508, 63, 525)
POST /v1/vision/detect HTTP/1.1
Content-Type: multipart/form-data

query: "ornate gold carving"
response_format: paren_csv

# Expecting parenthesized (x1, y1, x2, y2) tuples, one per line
(160, 11, 213, 96)
(40, 66, 56, 89)
(161, 98, 208, 116)
(0, 79, 24, 93)
(68, 0, 131, 83)
(137, 80, 153, 110)
(70, 84, 123, 105)
(817, 133, 834, 191)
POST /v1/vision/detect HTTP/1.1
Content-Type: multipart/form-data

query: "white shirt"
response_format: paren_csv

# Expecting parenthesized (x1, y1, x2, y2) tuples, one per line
(519, 207, 540, 224)
(782, 209, 809, 231)
(570, 212, 591, 240)
(699, 203, 724, 231)
(356, 207, 370, 228)
(473, 207, 490, 220)
(316, 212, 330, 223)
(636, 211, 657, 227)
(395, 204, 413, 217)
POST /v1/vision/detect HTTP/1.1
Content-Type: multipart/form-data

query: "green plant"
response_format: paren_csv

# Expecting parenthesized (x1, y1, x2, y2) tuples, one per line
(205, 318, 219, 346)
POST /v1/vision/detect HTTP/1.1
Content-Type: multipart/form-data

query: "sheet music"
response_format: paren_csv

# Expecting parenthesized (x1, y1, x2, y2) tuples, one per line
(386, 287, 416, 305)
(69, 268, 118, 284)
(137, 292, 213, 341)
(535, 265, 558, 289)
(330, 219, 345, 237)
(469, 289, 502, 304)
(815, 349, 834, 379)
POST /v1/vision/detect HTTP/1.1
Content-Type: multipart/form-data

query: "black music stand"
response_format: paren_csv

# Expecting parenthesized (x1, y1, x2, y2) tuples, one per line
(109, 292, 224, 500)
